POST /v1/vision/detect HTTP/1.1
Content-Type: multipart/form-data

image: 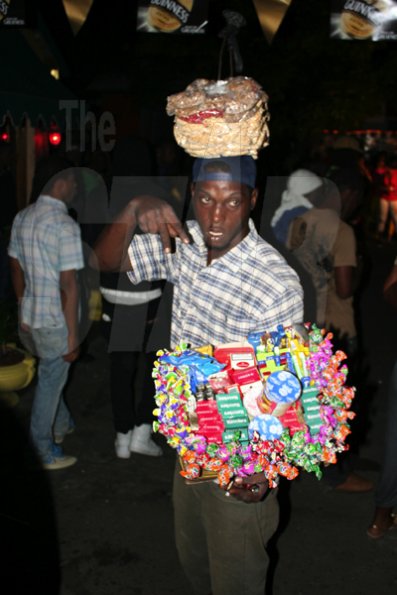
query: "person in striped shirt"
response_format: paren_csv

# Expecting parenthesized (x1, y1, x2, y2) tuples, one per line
(8, 156, 84, 471)
(92, 155, 303, 595)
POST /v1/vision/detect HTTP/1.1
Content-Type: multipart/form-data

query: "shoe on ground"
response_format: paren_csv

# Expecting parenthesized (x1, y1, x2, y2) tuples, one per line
(129, 424, 163, 457)
(42, 446, 77, 470)
(51, 442, 65, 458)
(54, 423, 75, 444)
(115, 431, 132, 459)
(335, 472, 374, 493)
(367, 507, 397, 539)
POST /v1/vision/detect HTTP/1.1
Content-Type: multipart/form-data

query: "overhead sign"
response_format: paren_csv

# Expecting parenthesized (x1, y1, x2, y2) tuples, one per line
(137, 0, 209, 34)
(62, 0, 94, 36)
(0, 0, 28, 26)
(252, 0, 292, 44)
(0, 0, 12, 23)
(331, 0, 397, 40)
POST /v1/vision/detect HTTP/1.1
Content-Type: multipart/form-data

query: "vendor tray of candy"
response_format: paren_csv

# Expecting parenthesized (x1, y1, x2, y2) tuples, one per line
(152, 324, 356, 488)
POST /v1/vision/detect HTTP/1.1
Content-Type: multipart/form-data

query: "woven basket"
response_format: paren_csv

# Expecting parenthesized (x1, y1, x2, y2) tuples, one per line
(173, 104, 270, 159)
(167, 77, 270, 159)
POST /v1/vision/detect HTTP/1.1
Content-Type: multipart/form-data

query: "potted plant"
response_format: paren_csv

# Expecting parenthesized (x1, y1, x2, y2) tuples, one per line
(0, 299, 36, 406)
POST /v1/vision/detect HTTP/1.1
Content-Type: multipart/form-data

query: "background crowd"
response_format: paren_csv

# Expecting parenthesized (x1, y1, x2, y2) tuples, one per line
(1, 132, 397, 593)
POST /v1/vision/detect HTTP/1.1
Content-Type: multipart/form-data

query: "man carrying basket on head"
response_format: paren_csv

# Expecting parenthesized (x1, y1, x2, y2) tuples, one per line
(92, 152, 303, 595)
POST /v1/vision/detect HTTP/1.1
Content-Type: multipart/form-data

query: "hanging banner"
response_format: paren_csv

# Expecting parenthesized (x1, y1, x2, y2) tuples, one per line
(331, 0, 397, 40)
(252, 0, 292, 44)
(137, 0, 209, 34)
(0, 0, 28, 26)
(62, 0, 94, 36)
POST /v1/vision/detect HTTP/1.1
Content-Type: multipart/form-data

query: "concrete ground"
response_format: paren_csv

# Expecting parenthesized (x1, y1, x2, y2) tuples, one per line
(2, 239, 397, 595)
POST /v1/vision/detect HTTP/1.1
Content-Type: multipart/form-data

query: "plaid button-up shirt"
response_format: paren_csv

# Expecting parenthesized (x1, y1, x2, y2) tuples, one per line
(8, 195, 84, 329)
(128, 220, 303, 348)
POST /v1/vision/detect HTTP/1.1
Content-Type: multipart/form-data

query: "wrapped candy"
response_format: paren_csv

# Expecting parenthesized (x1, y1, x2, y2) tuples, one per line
(152, 323, 356, 488)
(180, 463, 201, 480)
(248, 414, 284, 441)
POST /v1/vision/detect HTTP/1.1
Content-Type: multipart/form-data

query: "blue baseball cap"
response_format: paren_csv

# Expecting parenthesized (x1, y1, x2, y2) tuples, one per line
(192, 156, 257, 188)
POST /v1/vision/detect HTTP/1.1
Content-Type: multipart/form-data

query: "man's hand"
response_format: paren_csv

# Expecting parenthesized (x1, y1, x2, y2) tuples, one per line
(63, 346, 80, 363)
(132, 196, 191, 253)
(223, 473, 270, 503)
(63, 333, 80, 362)
(60, 269, 79, 362)
(92, 195, 191, 271)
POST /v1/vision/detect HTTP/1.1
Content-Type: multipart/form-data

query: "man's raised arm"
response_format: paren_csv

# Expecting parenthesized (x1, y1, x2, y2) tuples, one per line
(90, 195, 190, 272)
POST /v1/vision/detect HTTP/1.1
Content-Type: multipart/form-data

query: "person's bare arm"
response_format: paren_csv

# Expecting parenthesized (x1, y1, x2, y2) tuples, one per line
(90, 196, 190, 272)
(286, 217, 307, 251)
(9, 256, 25, 302)
(334, 265, 355, 299)
(60, 269, 80, 362)
(384, 264, 397, 310)
(9, 256, 30, 331)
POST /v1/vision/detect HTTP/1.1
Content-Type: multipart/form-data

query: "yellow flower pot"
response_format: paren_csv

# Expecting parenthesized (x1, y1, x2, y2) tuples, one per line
(0, 345, 36, 406)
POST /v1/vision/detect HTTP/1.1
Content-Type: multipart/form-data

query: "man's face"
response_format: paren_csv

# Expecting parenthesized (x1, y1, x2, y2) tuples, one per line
(192, 180, 257, 261)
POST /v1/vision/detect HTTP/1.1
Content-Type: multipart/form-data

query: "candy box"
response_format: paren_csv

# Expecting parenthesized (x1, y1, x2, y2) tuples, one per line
(213, 343, 256, 367)
(152, 323, 356, 488)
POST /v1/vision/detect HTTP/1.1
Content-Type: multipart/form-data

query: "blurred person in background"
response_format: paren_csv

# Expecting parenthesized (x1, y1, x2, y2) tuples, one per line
(98, 137, 174, 459)
(366, 151, 388, 241)
(273, 166, 372, 492)
(377, 154, 397, 241)
(367, 260, 397, 538)
(8, 156, 83, 470)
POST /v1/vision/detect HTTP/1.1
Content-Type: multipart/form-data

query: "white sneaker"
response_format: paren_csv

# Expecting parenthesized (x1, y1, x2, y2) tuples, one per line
(129, 424, 163, 457)
(115, 431, 132, 459)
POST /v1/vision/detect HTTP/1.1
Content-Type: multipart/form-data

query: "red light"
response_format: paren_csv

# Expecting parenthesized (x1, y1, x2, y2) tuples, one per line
(1, 131, 10, 142)
(49, 131, 62, 146)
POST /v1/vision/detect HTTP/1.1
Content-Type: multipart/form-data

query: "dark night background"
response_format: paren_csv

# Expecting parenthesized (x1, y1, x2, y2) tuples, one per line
(18, 0, 397, 173)
(2, 3, 397, 595)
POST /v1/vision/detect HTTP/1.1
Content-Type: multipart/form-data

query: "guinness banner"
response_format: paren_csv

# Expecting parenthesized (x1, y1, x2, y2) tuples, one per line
(0, 0, 28, 26)
(331, 0, 397, 40)
(62, 0, 94, 36)
(137, 0, 209, 34)
(252, 0, 292, 44)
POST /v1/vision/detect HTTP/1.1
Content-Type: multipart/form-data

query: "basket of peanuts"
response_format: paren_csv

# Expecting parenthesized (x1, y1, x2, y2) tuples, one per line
(166, 76, 270, 159)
